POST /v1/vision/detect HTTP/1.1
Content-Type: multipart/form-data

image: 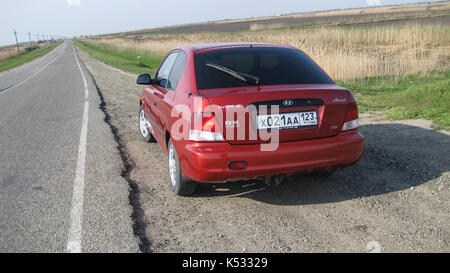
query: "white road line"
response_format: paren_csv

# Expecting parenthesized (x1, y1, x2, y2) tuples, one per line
(0, 40, 67, 96)
(67, 41, 89, 253)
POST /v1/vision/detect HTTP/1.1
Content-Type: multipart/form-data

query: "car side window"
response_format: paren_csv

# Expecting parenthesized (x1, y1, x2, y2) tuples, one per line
(166, 51, 186, 90)
(155, 52, 179, 88)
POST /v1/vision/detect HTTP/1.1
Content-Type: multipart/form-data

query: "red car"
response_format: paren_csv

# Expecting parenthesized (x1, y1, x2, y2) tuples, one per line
(137, 43, 364, 195)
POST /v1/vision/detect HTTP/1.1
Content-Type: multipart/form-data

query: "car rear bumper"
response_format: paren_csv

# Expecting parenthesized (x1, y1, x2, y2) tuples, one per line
(178, 130, 364, 183)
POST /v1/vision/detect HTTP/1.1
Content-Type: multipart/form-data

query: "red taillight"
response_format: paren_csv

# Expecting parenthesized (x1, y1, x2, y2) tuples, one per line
(203, 113, 218, 132)
(344, 102, 358, 122)
(342, 102, 359, 131)
(189, 112, 224, 141)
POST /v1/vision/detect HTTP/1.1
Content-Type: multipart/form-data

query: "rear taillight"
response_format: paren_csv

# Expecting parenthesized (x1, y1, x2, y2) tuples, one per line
(341, 102, 359, 131)
(188, 112, 224, 141)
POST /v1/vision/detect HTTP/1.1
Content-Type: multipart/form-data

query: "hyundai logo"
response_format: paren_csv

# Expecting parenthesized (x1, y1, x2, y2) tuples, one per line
(282, 100, 294, 106)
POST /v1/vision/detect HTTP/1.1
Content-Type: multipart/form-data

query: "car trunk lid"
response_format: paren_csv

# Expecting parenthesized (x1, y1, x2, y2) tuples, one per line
(199, 84, 352, 144)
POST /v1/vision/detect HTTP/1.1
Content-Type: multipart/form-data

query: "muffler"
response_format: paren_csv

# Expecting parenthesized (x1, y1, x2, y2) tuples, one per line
(264, 175, 284, 186)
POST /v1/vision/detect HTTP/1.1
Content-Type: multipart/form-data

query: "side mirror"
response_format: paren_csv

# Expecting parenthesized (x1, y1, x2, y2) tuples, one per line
(137, 74, 152, 85)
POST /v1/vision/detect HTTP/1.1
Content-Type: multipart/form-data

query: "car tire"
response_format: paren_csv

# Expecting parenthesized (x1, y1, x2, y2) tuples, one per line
(168, 138, 197, 195)
(139, 106, 156, 142)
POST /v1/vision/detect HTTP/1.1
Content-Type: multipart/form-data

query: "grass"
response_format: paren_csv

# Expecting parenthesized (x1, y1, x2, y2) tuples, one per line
(74, 39, 164, 75)
(341, 71, 450, 130)
(0, 42, 62, 73)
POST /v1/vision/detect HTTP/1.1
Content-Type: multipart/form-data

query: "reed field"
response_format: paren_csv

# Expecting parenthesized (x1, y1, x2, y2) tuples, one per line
(85, 23, 449, 83)
(0, 45, 24, 62)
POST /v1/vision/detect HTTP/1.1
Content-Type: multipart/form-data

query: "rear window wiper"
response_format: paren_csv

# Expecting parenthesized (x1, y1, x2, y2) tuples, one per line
(205, 63, 260, 85)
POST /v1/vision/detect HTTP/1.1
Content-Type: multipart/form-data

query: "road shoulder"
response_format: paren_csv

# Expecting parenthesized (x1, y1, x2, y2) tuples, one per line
(74, 45, 140, 253)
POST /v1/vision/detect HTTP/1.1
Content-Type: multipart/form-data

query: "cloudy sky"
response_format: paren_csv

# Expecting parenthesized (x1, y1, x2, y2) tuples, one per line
(0, 0, 442, 46)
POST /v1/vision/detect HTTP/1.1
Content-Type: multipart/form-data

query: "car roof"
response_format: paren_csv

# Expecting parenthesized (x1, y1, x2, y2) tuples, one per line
(175, 42, 298, 54)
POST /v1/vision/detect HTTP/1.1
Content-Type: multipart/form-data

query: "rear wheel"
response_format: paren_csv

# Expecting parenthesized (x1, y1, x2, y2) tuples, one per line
(168, 139, 197, 195)
(139, 107, 155, 142)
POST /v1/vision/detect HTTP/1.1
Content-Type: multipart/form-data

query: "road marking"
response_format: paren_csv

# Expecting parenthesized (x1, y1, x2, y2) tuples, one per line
(67, 41, 89, 253)
(0, 40, 67, 96)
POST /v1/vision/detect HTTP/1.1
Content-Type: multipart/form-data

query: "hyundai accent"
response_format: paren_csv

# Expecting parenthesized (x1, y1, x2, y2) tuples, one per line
(137, 43, 364, 195)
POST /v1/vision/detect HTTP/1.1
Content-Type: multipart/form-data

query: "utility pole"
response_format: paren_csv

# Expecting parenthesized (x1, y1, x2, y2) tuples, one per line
(13, 29, 20, 54)
(37, 34, 39, 43)
(28, 32, 32, 45)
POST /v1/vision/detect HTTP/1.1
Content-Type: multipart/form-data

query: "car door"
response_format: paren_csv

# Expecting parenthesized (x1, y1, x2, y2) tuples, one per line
(145, 51, 179, 137)
(160, 51, 187, 137)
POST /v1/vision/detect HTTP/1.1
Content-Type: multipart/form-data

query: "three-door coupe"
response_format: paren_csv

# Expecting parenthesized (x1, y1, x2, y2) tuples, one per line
(137, 43, 364, 195)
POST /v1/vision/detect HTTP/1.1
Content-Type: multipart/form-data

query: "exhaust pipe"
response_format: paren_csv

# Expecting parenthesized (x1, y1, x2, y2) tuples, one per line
(264, 175, 284, 186)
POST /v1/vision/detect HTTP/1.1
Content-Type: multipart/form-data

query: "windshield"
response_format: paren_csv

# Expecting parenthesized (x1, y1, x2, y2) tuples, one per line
(194, 47, 334, 90)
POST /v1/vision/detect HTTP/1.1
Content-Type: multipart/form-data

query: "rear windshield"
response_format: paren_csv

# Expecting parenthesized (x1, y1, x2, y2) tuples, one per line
(194, 47, 334, 90)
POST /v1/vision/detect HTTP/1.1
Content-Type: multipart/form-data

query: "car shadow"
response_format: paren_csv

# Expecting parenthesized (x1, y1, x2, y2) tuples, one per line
(192, 123, 450, 205)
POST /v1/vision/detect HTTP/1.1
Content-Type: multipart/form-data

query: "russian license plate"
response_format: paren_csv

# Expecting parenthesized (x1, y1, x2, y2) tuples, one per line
(257, 111, 318, 130)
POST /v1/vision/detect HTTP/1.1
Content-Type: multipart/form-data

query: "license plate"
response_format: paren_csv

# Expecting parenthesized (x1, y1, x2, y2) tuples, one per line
(257, 111, 318, 130)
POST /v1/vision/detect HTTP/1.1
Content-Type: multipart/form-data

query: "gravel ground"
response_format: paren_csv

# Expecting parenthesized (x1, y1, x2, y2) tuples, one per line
(78, 50, 449, 253)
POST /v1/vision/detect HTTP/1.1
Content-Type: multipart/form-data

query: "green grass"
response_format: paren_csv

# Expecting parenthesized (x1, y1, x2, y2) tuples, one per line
(74, 39, 164, 75)
(340, 71, 450, 130)
(0, 42, 62, 73)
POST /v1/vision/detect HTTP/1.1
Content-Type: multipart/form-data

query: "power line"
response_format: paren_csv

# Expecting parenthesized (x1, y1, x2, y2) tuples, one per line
(1, 29, 69, 47)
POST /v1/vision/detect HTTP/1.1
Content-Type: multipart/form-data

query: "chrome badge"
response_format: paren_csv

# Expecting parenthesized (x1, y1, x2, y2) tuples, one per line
(332, 98, 346, 103)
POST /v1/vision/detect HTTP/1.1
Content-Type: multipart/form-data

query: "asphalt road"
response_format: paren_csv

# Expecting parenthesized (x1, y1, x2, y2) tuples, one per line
(0, 40, 139, 252)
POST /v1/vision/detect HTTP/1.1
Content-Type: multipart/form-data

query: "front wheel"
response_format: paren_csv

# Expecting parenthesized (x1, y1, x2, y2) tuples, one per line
(168, 139, 197, 195)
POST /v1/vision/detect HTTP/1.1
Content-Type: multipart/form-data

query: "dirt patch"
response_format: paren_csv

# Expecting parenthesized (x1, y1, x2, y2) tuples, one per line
(77, 50, 449, 253)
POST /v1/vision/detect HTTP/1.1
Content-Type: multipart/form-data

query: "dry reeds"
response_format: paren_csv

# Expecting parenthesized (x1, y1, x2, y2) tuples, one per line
(86, 23, 450, 82)
(0, 45, 23, 62)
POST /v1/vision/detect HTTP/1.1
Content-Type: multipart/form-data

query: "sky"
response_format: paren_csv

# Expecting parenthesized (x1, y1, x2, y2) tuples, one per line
(0, 0, 443, 46)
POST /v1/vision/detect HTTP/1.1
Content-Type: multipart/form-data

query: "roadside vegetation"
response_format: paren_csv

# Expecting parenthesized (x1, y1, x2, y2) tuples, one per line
(87, 24, 449, 81)
(74, 40, 164, 75)
(0, 45, 25, 62)
(75, 15, 449, 130)
(0, 42, 62, 73)
(341, 71, 449, 130)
